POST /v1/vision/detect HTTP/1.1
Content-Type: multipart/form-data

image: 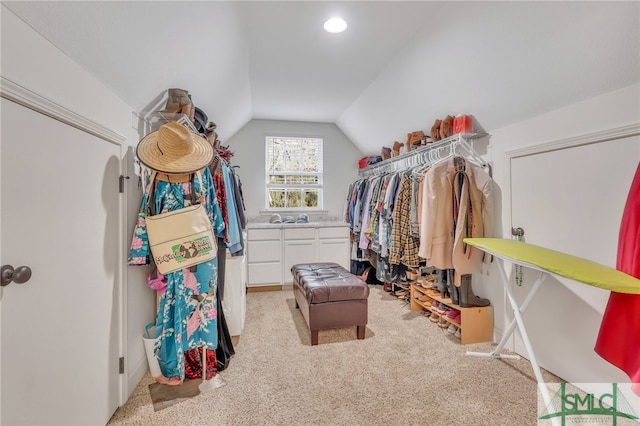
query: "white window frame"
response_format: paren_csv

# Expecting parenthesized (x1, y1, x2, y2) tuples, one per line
(265, 135, 323, 211)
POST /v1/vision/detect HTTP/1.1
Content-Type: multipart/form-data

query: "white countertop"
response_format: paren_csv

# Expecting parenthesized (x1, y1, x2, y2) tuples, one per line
(247, 221, 350, 229)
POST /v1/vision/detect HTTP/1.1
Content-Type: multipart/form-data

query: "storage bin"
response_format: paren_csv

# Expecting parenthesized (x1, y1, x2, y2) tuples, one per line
(143, 324, 161, 379)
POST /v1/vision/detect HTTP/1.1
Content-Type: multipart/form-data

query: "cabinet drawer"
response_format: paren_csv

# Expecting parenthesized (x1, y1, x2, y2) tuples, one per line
(318, 226, 349, 239)
(283, 227, 316, 240)
(248, 263, 282, 286)
(248, 228, 281, 241)
(248, 240, 282, 263)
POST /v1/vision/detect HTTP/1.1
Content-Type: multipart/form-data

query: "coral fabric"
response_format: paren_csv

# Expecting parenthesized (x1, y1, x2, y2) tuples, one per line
(595, 162, 640, 396)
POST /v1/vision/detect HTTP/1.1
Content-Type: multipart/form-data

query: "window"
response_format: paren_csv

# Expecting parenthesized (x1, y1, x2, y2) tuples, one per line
(265, 136, 323, 210)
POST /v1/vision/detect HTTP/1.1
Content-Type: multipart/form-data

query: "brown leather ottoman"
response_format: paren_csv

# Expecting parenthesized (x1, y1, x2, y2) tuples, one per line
(291, 262, 369, 345)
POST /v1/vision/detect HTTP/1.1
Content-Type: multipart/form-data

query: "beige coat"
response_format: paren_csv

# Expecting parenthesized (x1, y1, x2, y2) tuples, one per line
(419, 157, 494, 277)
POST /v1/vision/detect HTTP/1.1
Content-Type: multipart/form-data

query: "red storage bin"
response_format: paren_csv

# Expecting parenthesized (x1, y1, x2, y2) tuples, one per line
(453, 115, 473, 134)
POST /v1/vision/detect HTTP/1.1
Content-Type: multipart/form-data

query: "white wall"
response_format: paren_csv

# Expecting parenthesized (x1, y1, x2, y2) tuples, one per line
(1, 5, 153, 402)
(227, 119, 364, 219)
(337, 2, 639, 156)
(474, 84, 640, 393)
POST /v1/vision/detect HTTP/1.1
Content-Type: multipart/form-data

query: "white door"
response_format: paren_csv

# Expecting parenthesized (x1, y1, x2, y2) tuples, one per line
(509, 133, 639, 385)
(1, 98, 121, 425)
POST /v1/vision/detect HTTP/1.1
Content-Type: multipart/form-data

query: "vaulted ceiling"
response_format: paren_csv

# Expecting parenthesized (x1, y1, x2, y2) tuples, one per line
(3, 1, 639, 155)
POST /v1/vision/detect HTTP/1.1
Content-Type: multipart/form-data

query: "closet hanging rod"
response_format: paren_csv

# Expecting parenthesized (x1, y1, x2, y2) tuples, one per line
(358, 132, 490, 178)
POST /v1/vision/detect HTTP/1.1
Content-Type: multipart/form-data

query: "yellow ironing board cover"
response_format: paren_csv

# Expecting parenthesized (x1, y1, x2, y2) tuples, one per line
(464, 238, 640, 295)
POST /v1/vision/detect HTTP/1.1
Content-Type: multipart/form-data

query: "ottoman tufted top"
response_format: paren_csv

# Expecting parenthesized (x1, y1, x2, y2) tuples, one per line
(291, 263, 370, 304)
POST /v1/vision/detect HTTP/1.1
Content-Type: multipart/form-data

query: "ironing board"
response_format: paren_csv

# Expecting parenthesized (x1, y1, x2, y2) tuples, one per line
(462, 238, 640, 417)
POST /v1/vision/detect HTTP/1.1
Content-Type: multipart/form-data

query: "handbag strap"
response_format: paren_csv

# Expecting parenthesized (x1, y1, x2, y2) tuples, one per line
(143, 170, 155, 216)
(145, 169, 205, 216)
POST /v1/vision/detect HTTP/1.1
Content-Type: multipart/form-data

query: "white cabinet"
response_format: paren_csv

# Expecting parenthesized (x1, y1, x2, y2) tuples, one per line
(221, 254, 246, 336)
(317, 227, 350, 269)
(247, 228, 282, 287)
(283, 228, 317, 284)
(247, 225, 351, 287)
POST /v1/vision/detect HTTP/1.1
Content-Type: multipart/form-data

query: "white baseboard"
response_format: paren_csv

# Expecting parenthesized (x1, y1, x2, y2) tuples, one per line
(127, 354, 149, 399)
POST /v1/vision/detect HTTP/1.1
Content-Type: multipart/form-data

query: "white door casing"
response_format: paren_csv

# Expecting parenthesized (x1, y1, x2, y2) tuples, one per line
(1, 82, 124, 425)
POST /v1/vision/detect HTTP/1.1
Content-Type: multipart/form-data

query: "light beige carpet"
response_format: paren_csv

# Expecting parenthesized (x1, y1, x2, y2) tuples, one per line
(108, 286, 561, 425)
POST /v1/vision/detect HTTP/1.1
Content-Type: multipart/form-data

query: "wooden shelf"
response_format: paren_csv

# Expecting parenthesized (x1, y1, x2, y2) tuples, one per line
(410, 283, 493, 345)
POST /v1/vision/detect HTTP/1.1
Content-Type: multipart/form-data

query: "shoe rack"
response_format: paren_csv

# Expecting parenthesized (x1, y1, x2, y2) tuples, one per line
(410, 282, 493, 345)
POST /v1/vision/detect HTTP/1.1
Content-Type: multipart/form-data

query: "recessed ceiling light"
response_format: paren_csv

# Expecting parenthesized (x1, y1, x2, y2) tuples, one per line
(324, 17, 347, 33)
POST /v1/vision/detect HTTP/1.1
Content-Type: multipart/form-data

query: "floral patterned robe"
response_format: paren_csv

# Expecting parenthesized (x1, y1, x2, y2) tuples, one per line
(128, 168, 225, 380)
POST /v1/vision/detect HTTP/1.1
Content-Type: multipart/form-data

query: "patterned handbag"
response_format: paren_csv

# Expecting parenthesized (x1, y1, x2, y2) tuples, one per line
(145, 171, 217, 274)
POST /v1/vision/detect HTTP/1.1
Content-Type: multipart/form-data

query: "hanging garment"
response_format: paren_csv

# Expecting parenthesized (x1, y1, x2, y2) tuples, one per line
(409, 173, 422, 237)
(231, 167, 247, 231)
(215, 287, 235, 371)
(450, 158, 494, 280)
(128, 168, 225, 380)
(380, 173, 401, 258)
(221, 161, 243, 254)
(184, 347, 217, 380)
(389, 173, 421, 267)
(595, 162, 640, 396)
(209, 156, 230, 244)
(359, 176, 381, 250)
(215, 236, 235, 370)
(419, 157, 494, 274)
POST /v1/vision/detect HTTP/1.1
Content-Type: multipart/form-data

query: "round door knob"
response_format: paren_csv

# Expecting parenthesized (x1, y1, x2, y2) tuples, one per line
(1, 265, 32, 287)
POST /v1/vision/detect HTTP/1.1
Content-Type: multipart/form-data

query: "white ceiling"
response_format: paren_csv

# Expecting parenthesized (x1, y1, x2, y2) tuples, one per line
(3, 1, 639, 155)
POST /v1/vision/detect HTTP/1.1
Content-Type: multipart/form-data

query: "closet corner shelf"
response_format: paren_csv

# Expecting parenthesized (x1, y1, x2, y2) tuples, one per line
(410, 283, 493, 345)
(146, 111, 198, 134)
(359, 132, 490, 178)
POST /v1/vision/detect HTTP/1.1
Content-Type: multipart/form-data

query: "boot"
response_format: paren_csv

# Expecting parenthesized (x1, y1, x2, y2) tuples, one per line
(381, 146, 391, 160)
(392, 141, 402, 157)
(430, 119, 442, 141)
(406, 131, 425, 152)
(446, 269, 459, 305)
(436, 269, 449, 299)
(439, 115, 454, 140)
(457, 273, 490, 308)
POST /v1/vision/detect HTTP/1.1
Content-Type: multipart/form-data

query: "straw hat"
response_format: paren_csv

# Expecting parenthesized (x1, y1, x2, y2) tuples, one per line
(136, 122, 213, 174)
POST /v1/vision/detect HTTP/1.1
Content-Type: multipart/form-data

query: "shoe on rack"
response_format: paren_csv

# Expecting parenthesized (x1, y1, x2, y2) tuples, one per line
(381, 146, 392, 160)
(454, 313, 461, 324)
(439, 115, 454, 140)
(457, 274, 491, 308)
(446, 269, 459, 305)
(392, 141, 403, 157)
(406, 131, 425, 152)
(431, 119, 442, 141)
(447, 324, 458, 335)
(454, 328, 461, 339)
(446, 308, 461, 319)
(429, 312, 440, 323)
(395, 290, 409, 298)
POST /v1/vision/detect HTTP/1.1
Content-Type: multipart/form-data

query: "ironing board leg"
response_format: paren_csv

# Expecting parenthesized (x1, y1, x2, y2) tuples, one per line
(466, 265, 545, 359)
(466, 261, 555, 422)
